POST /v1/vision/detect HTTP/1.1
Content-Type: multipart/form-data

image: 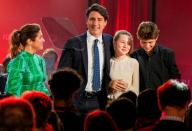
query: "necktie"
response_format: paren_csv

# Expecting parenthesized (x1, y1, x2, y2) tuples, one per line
(92, 39, 100, 92)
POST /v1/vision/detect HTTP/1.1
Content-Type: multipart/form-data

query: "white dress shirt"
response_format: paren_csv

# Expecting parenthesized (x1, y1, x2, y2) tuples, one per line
(85, 31, 104, 92)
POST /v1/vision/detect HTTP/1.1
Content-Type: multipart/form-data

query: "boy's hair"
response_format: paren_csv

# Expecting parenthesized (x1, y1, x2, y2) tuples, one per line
(137, 21, 160, 40)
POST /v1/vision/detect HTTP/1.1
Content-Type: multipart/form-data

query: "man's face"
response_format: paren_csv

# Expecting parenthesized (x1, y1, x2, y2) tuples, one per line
(86, 11, 107, 37)
(139, 39, 157, 54)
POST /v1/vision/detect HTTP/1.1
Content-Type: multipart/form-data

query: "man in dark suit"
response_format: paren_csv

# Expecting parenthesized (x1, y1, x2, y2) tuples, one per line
(58, 3, 113, 113)
(131, 21, 181, 92)
(154, 79, 191, 130)
(140, 79, 191, 131)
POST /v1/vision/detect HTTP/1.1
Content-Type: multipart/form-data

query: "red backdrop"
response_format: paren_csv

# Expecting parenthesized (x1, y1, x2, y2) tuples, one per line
(1, 0, 192, 86)
(156, 0, 192, 86)
(0, 0, 87, 63)
(94, 0, 152, 48)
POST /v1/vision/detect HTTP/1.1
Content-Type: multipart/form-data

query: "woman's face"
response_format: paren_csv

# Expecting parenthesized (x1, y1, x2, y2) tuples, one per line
(114, 34, 131, 57)
(31, 30, 45, 51)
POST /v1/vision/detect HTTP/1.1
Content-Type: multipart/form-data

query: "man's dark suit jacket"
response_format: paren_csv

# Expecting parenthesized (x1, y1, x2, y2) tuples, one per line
(140, 120, 189, 131)
(58, 32, 113, 109)
(153, 120, 189, 131)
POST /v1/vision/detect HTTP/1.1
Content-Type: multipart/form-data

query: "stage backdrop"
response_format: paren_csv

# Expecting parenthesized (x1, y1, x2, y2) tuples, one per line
(1, 0, 192, 86)
(0, 0, 87, 64)
(156, 0, 192, 86)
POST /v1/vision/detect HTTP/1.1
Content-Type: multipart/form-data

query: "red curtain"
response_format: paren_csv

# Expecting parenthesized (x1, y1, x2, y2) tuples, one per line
(90, 0, 153, 47)
(98, 0, 132, 35)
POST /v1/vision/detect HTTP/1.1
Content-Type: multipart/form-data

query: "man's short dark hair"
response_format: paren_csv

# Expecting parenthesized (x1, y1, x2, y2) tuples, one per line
(137, 21, 160, 40)
(137, 89, 161, 119)
(106, 98, 136, 130)
(158, 79, 191, 110)
(48, 68, 82, 99)
(86, 3, 109, 21)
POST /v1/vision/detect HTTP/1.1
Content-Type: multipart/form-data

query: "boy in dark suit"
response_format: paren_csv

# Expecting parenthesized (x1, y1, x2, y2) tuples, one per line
(131, 21, 181, 92)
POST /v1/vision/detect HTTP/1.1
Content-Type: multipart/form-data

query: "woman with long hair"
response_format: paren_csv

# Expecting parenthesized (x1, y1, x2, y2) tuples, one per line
(5, 23, 50, 97)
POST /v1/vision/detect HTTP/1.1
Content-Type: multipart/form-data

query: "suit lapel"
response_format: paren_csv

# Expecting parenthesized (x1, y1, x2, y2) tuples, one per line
(102, 34, 111, 76)
(79, 33, 88, 79)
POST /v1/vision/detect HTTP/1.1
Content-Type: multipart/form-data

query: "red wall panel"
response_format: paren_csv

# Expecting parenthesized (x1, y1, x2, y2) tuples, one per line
(0, 0, 87, 63)
(156, 0, 192, 85)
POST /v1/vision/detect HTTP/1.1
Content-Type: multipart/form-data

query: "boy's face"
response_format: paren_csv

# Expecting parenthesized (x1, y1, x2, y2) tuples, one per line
(139, 38, 157, 54)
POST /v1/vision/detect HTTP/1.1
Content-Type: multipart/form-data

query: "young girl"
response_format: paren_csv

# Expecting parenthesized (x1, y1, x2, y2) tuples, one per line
(109, 30, 139, 100)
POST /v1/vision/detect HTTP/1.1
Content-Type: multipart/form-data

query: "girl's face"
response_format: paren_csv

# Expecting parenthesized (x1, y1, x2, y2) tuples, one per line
(114, 34, 131, 57)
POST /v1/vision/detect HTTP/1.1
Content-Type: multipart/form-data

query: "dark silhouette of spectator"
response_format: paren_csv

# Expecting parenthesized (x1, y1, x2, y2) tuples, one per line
(48, 68, 84, 131)
(118, 90, 137, 106)
(42, 48, 58, 81)
(106, 98, 136, 131)
(2, 56, 11, 73)
(0, 74, 7, 94)
(22, 91, 53, 131)
(47, 111, 64, 131)
(0, 56, 11, 94)
(0, 64, 5, 93)
(0, 97, 36, 131)
(84, 109, 119, 131)
(136, 88, 161, 130)
(151, 79, 191, 130)
(185, 102, 192, 130)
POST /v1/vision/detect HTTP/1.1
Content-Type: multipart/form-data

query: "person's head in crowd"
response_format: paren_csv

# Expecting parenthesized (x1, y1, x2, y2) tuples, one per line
(42, 48, 58, 70)
(48, 68, 82, 100)
(118, 90, 137, 106)
(86, 3, 108, 37)
(137, 88, 161, 119)
(0, 56, 11, 94)
(113, 30, 133, 57)
(157, 79, 191, 119)
(0, 97, 36, 131)
(137, 21, 160, 54)
(21, 91, 53, 130)
(107, 98, 136, 131)
(2, 56, 11, 73)
(185, 102, 192, 130)
(84, 109, 119, 131)
(10, 23, 44, 58)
